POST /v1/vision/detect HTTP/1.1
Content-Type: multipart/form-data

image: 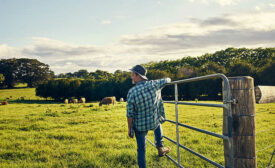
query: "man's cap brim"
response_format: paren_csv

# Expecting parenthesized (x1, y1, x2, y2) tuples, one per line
(130, 69, 148, 80)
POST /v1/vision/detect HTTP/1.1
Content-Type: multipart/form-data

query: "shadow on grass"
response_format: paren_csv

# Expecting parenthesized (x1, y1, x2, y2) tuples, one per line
(8, 100, 60, 104)
(0, 86, 29, 90)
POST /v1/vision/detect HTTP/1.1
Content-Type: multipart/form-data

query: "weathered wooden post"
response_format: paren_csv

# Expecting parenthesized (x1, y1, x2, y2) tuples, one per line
(225, 76, 257, 168)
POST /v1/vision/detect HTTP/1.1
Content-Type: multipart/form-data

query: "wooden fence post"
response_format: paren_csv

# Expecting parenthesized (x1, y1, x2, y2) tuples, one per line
(228, 76, 257, 168)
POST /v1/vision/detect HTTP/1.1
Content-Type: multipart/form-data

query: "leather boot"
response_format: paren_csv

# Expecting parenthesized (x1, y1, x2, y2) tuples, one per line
(157, 146, 171, 157)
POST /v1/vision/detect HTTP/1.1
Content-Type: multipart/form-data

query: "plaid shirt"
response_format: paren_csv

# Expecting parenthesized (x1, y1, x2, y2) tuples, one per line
(127, 78, 171, 131)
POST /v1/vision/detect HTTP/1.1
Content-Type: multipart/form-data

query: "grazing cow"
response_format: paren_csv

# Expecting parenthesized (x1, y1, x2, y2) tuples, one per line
(80, 98, 86, 104)
(64, 99, 69, 104)
(112, 96, 116, 104)
(73, 99, 78, 104)
(99, 97, 115, 106)
(1, 101, 8, 105)
(120, 98, 124, 102)
(20, 97, 25, 100)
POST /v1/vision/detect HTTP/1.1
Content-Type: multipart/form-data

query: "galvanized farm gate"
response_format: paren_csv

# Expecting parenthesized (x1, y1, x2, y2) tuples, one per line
(146, 73, 234, 168)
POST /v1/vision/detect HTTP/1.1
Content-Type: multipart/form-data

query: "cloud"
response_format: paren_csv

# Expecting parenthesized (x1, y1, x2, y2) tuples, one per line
(255, 6, 261, 11)
(119, 11, 275, 53)
(100, 20, 112, 24)
(0, 44, 26, 59)
(188, 0, 238, 6)
(23, 37, 102, 57)
(0, 11, 274, 74)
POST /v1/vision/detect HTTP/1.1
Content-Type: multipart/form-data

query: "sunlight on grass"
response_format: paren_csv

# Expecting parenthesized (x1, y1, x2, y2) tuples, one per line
(0, 88, 274, 167)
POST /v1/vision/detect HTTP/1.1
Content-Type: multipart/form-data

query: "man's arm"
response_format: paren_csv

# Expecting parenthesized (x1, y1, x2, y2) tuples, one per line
(154, 77, 171, 90)
(126, 91, 135, 138)
(127, 117, 134, 138)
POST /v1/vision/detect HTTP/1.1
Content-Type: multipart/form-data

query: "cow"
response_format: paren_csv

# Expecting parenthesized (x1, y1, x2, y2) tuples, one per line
(112, 96, 116, 104)
(99, 97, 115, 106)
(120, 98, 124, 102)
(80, 98, 86, 104)
(64, 99, 69, 104)
(1, 101, 8, 105)
(73, 99, 78, 104)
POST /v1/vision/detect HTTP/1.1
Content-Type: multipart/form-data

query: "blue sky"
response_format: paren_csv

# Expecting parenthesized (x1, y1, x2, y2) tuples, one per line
(0, 0, 275, 74)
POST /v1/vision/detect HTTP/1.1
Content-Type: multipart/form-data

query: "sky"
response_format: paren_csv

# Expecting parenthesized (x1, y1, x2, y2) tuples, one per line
(0, 0, 275, 74)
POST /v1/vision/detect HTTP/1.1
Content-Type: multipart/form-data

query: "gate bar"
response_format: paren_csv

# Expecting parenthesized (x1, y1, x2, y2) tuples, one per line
(165, 119, 227, 140)
(166, 154, 184, 168)
(163, 135, 224, 168)
(146, 138, 184, 168)
(166, 73, 227, 86)
(175, 84, 181, 167)
(146, 73, 233, 167)
(163, 101, 226, 108)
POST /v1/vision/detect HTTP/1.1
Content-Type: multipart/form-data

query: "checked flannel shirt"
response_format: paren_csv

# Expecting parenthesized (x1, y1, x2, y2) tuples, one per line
(127, 78, 171, 132)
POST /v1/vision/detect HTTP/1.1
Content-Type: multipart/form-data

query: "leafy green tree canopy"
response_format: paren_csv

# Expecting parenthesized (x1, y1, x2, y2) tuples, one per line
(258, 60, 275, 85)
(0, 58, 54, 88)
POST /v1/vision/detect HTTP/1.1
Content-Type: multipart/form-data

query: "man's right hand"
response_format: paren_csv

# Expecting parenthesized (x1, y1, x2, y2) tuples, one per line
(128, 129, 134, 138)
(127, 118, 134, 138)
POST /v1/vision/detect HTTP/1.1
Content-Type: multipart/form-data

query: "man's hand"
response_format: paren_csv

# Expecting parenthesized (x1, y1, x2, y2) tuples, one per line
(128, 128, 134, 138)
(127, 117, 134, 138)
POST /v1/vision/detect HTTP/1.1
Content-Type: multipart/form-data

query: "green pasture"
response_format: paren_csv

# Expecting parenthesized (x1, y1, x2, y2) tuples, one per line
(0, 88, 274, 168)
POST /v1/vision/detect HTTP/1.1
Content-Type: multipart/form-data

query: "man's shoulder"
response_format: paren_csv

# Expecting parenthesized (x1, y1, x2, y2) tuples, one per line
(128, 85, 138, 95)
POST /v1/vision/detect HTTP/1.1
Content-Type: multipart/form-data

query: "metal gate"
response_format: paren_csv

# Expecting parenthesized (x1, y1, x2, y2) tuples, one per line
(146, 73, 234, 168)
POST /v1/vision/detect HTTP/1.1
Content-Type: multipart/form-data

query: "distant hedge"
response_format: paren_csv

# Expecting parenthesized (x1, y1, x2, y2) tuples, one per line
(36, 47, 275, 102)
(36, 78, 133, 101)
(36, 77, 223, 102)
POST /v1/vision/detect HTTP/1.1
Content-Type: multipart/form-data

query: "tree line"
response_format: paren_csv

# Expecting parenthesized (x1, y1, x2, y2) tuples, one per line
(35, 47, 275, 101)
(0, 58, 54, 88)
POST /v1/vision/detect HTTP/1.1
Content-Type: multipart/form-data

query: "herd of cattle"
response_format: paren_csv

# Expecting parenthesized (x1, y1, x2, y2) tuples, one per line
(64, 97, 124, 106)
(0, 96, 125, 106)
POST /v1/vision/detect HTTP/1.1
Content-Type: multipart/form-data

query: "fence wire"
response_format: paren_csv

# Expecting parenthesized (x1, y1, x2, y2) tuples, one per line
(256, 128, 275, 134)
(255, 107, 274, 167)
(257, 145, 275, 153)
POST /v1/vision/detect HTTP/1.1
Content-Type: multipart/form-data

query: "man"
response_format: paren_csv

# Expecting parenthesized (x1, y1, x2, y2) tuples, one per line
(127, 65, 171, 168)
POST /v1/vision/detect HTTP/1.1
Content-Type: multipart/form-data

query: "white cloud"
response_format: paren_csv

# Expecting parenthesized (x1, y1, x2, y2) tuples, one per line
(0, 11, 274, 74)
(100, 20, 111, 24)
(255, 6, 261, 11)
(189, 0, 238, 6)
(22, 37, 103, 58)
(0, 44, 23, 59)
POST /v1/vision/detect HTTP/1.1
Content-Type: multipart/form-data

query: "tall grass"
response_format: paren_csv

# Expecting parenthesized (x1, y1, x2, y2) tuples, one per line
(0, 88, 274, 167)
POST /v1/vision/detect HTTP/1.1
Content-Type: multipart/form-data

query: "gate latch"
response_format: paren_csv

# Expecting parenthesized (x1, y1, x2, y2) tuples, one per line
(224, 99, 237, 104)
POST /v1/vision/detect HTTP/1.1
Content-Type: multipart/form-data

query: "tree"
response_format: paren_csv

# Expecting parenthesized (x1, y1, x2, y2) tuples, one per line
(147, 70, 170, 80)
(199, 62, 226, 75)
(0, 58, 20, 88)
(228, 62, 255, 77)
(0, 73, 4, 85)
(90, 70, 114, 80)
(18, 59, 54, 87)
(258, 61, 275, 85)
(0, 58, 54, 88)
(75, 69, 90, 78)
(176, 66, 198, 79)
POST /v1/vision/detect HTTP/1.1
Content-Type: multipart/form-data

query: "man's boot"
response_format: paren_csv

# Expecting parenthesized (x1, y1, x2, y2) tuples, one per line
(157, 146, 171, 157)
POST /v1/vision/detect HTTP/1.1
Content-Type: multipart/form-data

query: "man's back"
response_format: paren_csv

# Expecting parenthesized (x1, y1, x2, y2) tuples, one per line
(127, 78, 170, 131)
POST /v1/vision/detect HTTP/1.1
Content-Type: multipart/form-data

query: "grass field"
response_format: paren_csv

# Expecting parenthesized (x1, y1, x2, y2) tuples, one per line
(0, 88, 274, 168)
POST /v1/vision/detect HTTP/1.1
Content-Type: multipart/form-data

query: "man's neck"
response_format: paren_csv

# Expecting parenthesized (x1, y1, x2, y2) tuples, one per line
(136, 79, 145, 84)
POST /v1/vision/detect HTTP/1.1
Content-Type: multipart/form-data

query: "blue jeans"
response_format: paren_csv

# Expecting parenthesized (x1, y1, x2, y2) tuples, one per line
(134, 125, 164, 168)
